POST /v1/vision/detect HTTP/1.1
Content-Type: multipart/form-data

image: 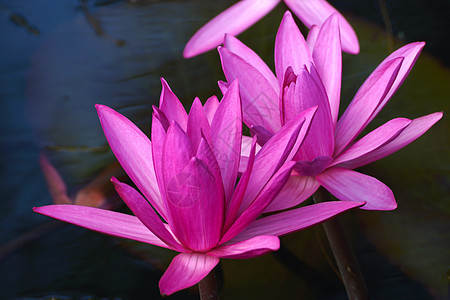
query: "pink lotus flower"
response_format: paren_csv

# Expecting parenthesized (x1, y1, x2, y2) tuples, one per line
(34, 79, 362, 295)
(183, 0, 359, 58)
(218, 11, 442, 212)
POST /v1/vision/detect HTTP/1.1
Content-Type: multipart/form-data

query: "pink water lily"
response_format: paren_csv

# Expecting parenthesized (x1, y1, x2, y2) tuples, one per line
(183, 0, 359, 58)
(218, 11, 442, 211)
(34, 79, 363, 295)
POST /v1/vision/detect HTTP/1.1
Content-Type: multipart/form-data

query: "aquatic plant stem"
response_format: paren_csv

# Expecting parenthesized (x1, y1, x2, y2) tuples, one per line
(198, 267, 219, 300)
(313, 187, 368, 300)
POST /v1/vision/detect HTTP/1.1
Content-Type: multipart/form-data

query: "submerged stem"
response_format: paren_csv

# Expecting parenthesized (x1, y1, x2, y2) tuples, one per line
(198, 267, 219, 300)
(313, 188, 368, 300)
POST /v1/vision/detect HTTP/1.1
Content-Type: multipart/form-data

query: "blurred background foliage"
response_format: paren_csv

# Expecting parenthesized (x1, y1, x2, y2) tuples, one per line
(0, 0, 448, 299)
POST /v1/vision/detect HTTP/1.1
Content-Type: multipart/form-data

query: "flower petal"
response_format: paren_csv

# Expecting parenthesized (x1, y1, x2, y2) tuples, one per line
(204, 95, 219, 124)
(221, 161, 296, 243)
(284, 0, 359, 54)
(159, 78, 188, 130)
(232, 200, 363, 242)
(96, 105, 165, 219)
(210, 80, 242, 203)
(331, 117, 412, 167)
(339, 112, 443, 169)
(312, 13, 342, 126)
(369, 42, 425, 123)
(183, 0, 281, 58)
(208, 235, 279, 259)
(111, 178, 184, 251)
(224, 34, 279, 94)
(219, 46, 281, 132)
(239, 106, 316, 212)
(159, 253, 220, 296)
(263, 174, 320, 212)
(33, 205, 170, 249)
(306, 25, 319, 53)
(187, 97, 211, 150)
(275, 11, 312, 86)
(164, 155, 224, 251)
(334, 57, 404, 155)
(290, 65, 334, 159)
(317, 168, 397, 210)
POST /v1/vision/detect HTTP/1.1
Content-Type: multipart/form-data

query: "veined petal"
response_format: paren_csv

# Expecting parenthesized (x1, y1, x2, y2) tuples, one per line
(263, 174, 320, 213)
(96, 105, 165, 219)
(221, 161, 296, 244)
(33, 205, 170, 249)
(183, 0, 281, 58)
(284, 0, 359, 54)
(225, 137, 258, 231)
(208, 235, 279, 259)
(219, 46, 281, 132)
(312, 13, 342, 126)
(306, 25, 319, 53)
(210, 80, 242, 202)
(204, 95, 219, 124)
(151, 107, 169, 201)
(369, 42, 425, 124)
(159, 78, 188, 130)
(239, 107, 316, 212)
(291, 66, 334, 159)
(224, 34, 279, 94)
(317, 168, 397, 210)
(159, 253, 219, 296)
(187, 97, 211, 150)
(339, 112, 443, 169)
(111, 178, 184, 251)
(331, 117, 412, 167)
(275, 11, 312, 86)
(164, 156, 223, 251)
(334, 57, 404, 155)
(232, 201, 363, 242)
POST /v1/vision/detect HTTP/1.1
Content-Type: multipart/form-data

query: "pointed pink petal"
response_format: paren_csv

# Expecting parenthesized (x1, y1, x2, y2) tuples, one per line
(221, 161, 296, 243)
(239, 135, 261, 173)
(331, 117, 412, 167)
(218, 80, 230, 95)
(39, 153, 72, 205)
(219, 46, 281, 132)
(290, 66, 334, 159)
(151, 107, 169, 202)
(334, 57, 404, 155)
(159, 253, 219, 296)
(317, 168, 397, 210)
(368, 42, 426, 123)
(183, 0, 281, 58)
(187, 97, 211, 150)
(339, 112, 443, 169)
(210, 80, 242, 202)
(164, 155, 224, 251)
(224, 137, 258, 231)
(306, 25, 319, 53)
(203, 95, 219, 124)
(250, 125, 274, 146)
(232, 200, 363, 242)
(284, 0, 359, 54)
(111, 178, 184, 251)
(224, 34, 279, 94)
(312, 13, 342, 126)
(238, 107, 316, 212)
(274, 11, 312, 86)
(159, 78, 188, 130)
(96, 105, 165, 219)
(263, 174, 320, 212)
(208, 235, 279, 259)
(34, 205, 170, 249)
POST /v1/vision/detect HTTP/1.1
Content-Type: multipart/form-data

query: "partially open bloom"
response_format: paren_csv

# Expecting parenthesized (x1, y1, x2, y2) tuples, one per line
(184, 0, 359, 58)
(219, 11, 442, 211)
(34, 79, 362, 295)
